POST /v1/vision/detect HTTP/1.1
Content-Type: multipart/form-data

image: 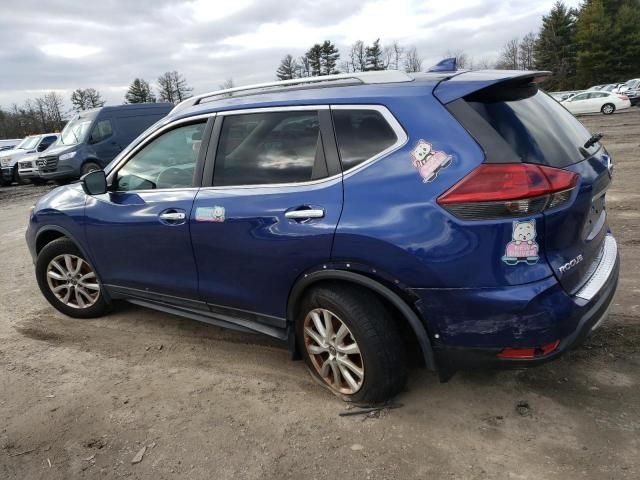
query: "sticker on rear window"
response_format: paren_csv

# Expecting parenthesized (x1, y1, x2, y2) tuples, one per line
(502, 220, 539, 265)
(411, 140, 452, 183)
(195, 206, 225, 222)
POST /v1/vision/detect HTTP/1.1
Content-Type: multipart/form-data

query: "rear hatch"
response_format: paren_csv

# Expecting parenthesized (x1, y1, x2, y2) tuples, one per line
(437, 73, 612, 294)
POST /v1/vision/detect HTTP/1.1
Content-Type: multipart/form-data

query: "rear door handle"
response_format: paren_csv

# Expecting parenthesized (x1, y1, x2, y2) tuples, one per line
(285, 209, 325, 220)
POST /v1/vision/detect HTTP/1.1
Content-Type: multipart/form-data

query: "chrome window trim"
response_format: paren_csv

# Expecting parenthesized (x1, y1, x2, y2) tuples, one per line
(106, 104, 407, 193)
(105, 112, 216, 186)
(199, 104, 407, 191)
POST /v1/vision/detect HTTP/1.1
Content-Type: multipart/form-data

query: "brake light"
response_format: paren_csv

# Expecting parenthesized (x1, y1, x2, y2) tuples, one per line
(618, 95, 629, 101)
(437, 164, 578, 220)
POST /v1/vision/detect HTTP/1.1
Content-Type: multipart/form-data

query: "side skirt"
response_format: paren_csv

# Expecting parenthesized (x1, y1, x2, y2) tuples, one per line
(105, 285, 287, 340)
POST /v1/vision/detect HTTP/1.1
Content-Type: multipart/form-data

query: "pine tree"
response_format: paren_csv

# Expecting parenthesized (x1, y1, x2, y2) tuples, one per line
(305, 44, 323, 76)
(365, 39, 385, 71)
(610, 0, 640, 80)
(320, 40, 340, 75)
(125, 79, 156, 103)
(534, 2, 579, 89)
(575, 0, 614, 87)
(276, 54, 299, 80)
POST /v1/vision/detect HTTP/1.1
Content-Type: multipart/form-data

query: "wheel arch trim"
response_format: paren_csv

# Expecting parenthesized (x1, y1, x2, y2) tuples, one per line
(287, 269, 437, 371)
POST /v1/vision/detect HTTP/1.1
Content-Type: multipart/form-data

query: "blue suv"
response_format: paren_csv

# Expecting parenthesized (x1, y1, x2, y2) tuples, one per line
(26, 69, 619, 403)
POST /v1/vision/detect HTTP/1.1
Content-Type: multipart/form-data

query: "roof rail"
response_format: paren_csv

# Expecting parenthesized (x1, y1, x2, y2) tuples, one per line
(170, 70, 413, 114)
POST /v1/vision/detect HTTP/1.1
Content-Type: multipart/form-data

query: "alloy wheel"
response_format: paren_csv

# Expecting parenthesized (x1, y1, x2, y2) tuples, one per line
(46, 254, 100, 309)
(303, 308, 364, 395)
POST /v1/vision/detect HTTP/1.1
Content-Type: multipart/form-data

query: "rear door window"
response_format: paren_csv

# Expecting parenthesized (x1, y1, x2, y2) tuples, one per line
(332, 109, 397, 170)
(465, 88, 600, 167)
(213, 110, 327, 186)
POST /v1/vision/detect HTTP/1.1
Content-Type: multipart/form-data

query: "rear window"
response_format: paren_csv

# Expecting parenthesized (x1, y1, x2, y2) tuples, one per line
(466, 88, 599, 167)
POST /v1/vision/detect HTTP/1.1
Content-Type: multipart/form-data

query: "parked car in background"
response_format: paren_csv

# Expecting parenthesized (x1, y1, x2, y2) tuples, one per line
(615, 78, 640, 93)
(17, 154, 46, 184)
(601, 83, 622, 92)
(626, 88, 640, 106)
(28, 69, 619, 403)
(561, 90, 631, 115)
(35, 103, 172, 183)
(0, 134, 58, 186)
(587, 84, 606, 91)
(0, 139, 21, 152)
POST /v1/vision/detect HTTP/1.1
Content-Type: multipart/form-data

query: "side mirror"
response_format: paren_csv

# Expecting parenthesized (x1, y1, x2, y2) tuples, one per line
(81, 169, 107, 195)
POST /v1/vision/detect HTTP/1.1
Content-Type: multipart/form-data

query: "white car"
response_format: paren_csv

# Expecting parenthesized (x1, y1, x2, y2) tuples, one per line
(616, 79, 640, 93)
(0, 133, 58, 185)
(561, 91, 631, 115)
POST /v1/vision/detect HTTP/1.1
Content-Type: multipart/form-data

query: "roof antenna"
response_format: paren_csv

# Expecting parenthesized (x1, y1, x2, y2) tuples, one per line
(427, 57, 457, 72)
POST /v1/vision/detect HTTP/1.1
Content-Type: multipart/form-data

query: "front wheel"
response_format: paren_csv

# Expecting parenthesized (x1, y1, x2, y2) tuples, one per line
(601, 103, 615, 115)
(36, 238, 110, 318)
(297, 285, 407, 404)
(14, 166, 28, 185)
(81, 161, 101, 176)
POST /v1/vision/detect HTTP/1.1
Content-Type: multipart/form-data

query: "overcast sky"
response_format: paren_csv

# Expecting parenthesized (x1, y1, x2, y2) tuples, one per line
(0, 0, 581, 110)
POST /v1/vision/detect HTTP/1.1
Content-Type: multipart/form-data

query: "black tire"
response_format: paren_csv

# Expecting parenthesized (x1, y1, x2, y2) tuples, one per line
(31, 178, 48, 185)
(81, 161, 101, 176)
(296, 285, 407, 404)
(601, 103, 615, 115)
(36, 237, 110, 318)
(14, 165, 27, 185)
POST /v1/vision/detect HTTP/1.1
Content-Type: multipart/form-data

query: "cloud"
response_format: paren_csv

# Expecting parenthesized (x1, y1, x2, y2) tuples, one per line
(0, 0, 582, 112)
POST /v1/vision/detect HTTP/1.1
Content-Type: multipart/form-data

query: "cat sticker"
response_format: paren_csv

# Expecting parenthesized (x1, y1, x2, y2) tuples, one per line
(195, 206, 225, 222)
(502, 220, 539, 265)
(411, 139, 452, 183)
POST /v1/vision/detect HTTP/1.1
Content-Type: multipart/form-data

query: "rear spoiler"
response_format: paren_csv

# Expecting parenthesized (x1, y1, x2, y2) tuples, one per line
(433, 70, 551, 104)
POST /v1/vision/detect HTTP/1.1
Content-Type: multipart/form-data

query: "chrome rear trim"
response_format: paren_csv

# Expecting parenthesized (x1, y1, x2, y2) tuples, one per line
(575, 235, 617, 301)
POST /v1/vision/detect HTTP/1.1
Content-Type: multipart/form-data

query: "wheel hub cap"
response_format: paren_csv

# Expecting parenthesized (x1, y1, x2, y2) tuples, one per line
(46, 254, 100, 309)
(303, 308, 364, 395)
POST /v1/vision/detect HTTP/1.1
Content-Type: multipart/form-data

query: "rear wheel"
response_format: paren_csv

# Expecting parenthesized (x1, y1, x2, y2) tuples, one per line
(36, 238, 109, 318)
(601, 103, 615, 115)
(297, 285, 407, 404)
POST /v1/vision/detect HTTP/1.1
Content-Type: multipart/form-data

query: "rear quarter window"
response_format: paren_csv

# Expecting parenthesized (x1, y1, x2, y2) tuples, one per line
(332, 109, 397, 170)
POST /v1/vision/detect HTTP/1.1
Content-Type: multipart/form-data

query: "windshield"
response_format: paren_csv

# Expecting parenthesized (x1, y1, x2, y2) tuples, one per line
(466, 88, 600, 167)
(59, 114, 96, 145)
(17, 136, 40, 150)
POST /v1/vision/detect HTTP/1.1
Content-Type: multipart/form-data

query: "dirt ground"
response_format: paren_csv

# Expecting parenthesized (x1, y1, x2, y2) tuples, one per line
(1, 109, 639, 480)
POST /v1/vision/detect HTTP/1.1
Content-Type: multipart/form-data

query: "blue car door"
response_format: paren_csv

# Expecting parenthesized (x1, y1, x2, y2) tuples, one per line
(84, 118, 212, 300)
(190, 107, 343, 323)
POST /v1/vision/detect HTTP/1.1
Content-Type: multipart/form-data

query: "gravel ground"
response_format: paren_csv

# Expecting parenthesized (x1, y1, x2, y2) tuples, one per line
(1, 109, 639, 479)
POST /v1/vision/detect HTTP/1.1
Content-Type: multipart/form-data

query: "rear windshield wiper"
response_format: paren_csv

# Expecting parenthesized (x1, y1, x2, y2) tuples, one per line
(584, 132, 603, 149)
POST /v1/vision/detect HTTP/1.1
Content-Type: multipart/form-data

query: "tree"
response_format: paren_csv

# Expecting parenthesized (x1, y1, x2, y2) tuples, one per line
(404, 47, 423, 72)
(444, 49, 471, 69)
(125, 78, 156, 103)
(384, 41, 405, 70)
(70, 88, 105, 111)
(157, 71, 193, 103)
(534, 2, 577, 90)
(320, 40, 340, 75)
(276, 54, 299, 80)
(575, 0, 613, 86)
(365, 38, 385, 71)
(496, 38, 520, 69)
(297, 56, 311, 77)
(348, 40, 367, 72)
(518, 33, 537, 70)
(305, 44, 323, 76)
(610, 1, 640, 80)
(219, 78, 235, 89)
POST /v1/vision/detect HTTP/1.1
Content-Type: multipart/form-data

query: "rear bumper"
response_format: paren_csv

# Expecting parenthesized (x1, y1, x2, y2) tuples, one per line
(413, 234, 619, 370)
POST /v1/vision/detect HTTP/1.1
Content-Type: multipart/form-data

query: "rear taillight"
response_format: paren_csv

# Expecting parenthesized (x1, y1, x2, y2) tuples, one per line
(618, 95, 629, 101)
(437, 163, 578, 220)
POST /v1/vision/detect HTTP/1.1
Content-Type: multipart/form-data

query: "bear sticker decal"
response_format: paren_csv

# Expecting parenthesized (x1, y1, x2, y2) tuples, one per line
(195, 206, 226, 223)
(411, 139, 452, 183)
(502, 220, 540, 265)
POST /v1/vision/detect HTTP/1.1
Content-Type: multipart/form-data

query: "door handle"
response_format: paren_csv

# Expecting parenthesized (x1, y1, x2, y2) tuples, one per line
(285, 209, 325, 220)
(159, 211, 186, 221)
